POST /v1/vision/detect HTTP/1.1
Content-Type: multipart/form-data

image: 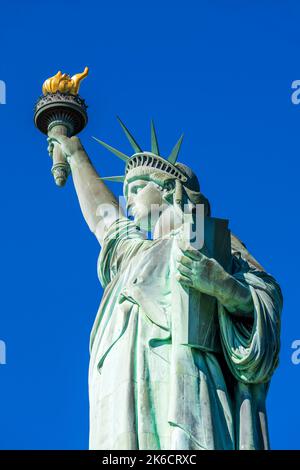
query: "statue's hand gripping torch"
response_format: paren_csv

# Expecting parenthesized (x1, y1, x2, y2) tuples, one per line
(34, 67, 89, 186)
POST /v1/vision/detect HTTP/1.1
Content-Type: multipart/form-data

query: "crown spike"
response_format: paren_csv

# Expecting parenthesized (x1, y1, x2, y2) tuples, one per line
(116, 116, 142, 153)
(167, 134, 184, 164)
(97, 175, 125, 183)
(92, 136, 130, 162)
(151, 120, 160, 155)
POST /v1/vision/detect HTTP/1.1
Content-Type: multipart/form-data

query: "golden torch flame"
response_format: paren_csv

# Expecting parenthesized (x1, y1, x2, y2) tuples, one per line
(42, 66, 89, 96)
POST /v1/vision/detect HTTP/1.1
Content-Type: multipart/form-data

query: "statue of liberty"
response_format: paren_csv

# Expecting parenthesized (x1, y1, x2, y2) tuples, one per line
(48, 118, 283, 451)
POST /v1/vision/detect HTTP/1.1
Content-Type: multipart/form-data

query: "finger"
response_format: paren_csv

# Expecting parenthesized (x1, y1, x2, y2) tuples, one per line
(180, 245, 202, 261)
(177, 264, 192, 278)
(177, 239, 202, 257)
(175, 272, 193, 286)
(47, 136, 56, 143)
(47, 137, 60, 148)
(47, 135, 65, 146)
(177, 253, 192, 268)
(47, 144, 54, 156)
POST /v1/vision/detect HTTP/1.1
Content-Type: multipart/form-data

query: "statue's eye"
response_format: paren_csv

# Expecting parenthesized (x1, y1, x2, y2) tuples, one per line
(132, 185, 144, 194)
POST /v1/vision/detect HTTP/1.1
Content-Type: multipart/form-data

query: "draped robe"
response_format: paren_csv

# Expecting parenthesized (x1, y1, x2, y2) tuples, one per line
(88, 217, 282, 450)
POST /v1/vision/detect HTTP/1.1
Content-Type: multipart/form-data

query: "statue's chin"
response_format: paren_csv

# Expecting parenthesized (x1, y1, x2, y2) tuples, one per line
(134, 217, 147, 230)
(134, 214, 154, 232)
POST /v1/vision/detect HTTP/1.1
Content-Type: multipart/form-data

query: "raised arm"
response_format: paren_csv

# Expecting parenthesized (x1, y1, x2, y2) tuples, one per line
(48, 135, 124, 246)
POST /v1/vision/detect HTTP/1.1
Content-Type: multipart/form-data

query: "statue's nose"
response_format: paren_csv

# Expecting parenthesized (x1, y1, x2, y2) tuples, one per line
(126, 195, 136, 216)
(127, 194, 135, 208)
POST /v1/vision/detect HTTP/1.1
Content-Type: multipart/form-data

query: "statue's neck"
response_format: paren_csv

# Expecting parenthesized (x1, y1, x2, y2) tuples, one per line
(153, 205, 184, 240)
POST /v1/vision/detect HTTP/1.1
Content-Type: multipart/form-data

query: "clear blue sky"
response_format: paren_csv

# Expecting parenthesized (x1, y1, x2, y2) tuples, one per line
(0, 0, 299, 450)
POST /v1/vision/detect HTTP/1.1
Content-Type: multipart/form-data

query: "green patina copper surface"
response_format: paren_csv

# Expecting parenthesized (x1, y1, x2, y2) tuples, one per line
(47, 120, 283, 450)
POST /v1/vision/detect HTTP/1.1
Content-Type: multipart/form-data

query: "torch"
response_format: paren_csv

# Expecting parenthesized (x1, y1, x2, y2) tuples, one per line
(34, 67, 89, 186)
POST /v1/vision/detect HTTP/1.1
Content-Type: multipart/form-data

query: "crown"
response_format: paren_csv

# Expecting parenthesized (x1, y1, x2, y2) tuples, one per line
(93, 117, 186, 183)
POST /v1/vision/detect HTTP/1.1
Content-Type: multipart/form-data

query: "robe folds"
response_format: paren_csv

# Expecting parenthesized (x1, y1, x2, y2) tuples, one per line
(88, 218, 283, 450)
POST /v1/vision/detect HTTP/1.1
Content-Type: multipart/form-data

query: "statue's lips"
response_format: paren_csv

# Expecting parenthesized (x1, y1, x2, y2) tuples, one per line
(127, 205, 144, 221)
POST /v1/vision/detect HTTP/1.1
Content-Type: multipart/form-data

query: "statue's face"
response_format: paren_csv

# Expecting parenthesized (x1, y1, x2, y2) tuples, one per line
(126, 178, 165, 230)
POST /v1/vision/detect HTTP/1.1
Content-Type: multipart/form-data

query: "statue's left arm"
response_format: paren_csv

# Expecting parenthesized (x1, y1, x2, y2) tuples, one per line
(175, 239, 255, 317)
(176, 238, 283, 383)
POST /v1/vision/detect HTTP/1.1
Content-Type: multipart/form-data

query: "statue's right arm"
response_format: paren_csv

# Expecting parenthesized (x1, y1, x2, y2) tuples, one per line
(48, 135, 125, 246)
